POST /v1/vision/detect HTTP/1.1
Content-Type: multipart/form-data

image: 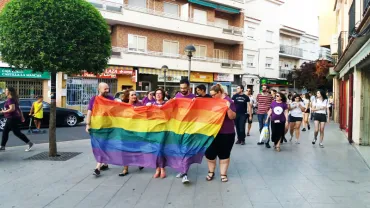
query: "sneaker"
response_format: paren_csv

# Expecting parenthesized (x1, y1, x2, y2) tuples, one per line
(308, 125, 311, 130)
(0, 146, 5, 151)
(235, 140, 241, 144)
(176, 172, 184, 178)
(302, 128, 306, 131)
(257, 142, 264, 145)
(312, 137, 317, 145)
(25, 142, 34, 152)
(182, 175, 190, 184)
(240, 141, 246, 145)
(93, 168, 100, 177)
(295, 140, 300, 144)
(319, 143, 324, 148)
(265, 143, 271, 148)
(283, 137, 287, 142)
(100, 164, 109, 171)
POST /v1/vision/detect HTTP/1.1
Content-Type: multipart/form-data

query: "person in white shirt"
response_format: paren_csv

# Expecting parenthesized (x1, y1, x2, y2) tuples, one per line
(288, 95, 305, 144)
(309, 92, 316, 120)
(245, 88, 255, 136)
(311, 90, 331, 148)
(302, 93, 311, 131)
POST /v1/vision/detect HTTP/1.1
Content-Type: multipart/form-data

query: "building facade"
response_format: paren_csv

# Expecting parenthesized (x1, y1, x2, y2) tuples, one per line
(243, 0, 320, 94)
(330, 0, 370, 145)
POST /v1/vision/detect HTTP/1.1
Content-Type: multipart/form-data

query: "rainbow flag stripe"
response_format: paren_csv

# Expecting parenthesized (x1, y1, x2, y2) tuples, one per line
(90, 96, 228, 173)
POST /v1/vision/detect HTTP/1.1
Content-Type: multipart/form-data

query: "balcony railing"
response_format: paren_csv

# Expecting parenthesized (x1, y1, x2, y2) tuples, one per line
(349, 0, 356, 36)
(279, 69, 290, 79)
(338, 31, 348, 58)
(88, 0, 243, 36)
(279, 45, 303, 57)
(111, 47, 243, 69)
(364, 0, 370, 16)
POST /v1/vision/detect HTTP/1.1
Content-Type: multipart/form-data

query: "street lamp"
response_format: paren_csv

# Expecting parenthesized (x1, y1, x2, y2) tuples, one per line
(185, 45, 196, 82)
(161, 65, 168, 91)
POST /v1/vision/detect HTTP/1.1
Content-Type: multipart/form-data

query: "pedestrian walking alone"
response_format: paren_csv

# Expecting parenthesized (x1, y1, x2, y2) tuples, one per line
(311, 90, 330, 148)
(265, 92, 288, 152)
(288, 95, 305, 144)
(256, 85, 274, 148)
(205, 84, 236, 182)
(0, 87, 34, 151)
(232, 85, 252, 145)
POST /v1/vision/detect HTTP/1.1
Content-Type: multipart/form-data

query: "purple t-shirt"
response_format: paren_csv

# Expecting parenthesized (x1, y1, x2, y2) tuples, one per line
(142, 97, 155, 105)
(219, 96, 236, 134)
(3, 98, 20, 118)
(87, 95, 115, 111)
(132, 101, 143, 107)
(270, 101, 288, 123)
(175, 93, 196, 99)
(152, 100, 166, 107)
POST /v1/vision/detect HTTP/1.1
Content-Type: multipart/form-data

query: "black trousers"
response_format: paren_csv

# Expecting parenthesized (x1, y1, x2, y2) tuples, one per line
(1, 117, 30, 147)
(235, 114, 247, 142)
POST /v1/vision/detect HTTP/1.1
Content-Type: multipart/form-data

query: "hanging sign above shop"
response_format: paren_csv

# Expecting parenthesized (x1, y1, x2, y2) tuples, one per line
(0, 67, 50, 79)
(214, 73, 234, 82)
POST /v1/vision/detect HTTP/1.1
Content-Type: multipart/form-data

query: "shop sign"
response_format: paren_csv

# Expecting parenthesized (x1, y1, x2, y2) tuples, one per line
(0, 68, 50, 79)
(214, 73, 234, 82)
(260, 78, 289, 85)
(158, 75, 182, 83)
(104, 68, 132, 75)
(79, 72, 116, 79)
(190, 72, 213, 83)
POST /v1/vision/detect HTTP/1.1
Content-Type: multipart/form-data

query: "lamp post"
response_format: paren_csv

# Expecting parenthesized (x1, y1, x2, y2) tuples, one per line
(185, 45, 196, 82)
(161, 65, 168, 91)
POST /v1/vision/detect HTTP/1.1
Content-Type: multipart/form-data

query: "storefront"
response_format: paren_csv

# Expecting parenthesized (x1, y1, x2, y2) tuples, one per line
(214, 73, 234, 95)
(0, 67, 50, 101)
(190, 72, 214, 94)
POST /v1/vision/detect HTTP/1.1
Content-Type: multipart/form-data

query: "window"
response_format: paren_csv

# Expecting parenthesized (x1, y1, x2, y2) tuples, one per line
(128, 0, 146, 8)
(265, 57, 273, 68)
(163, 2, 179, 17)
(266, 31, 273, 42)
(215, 18, 229, 28)
(247, 27, 255, 39)
(193, 44, 207, 58)
(163, 40, 179, 57)
(214, 49, 229, 60)
(311, 42, 316, 53)
(193, 9, 207, 24)
(247, 55, 255, 67)
(128, 34, 147, 52)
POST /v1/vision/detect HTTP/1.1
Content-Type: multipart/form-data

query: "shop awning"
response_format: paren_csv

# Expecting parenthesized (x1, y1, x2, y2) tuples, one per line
(139, 68, 187, 76)
(188, 0, 240, 14)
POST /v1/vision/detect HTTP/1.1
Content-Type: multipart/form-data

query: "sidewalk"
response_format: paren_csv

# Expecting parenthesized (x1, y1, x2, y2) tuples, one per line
(1, 123, 370, 208)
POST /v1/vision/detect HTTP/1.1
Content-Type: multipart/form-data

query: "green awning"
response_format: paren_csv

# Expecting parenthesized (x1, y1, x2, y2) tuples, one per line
(188, 0, 240, 14)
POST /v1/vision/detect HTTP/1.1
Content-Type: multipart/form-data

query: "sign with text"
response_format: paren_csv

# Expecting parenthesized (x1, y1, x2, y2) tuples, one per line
(79, 72, 116, 79)
(0, 68, 50, 79)
(190, 72, 213, 83)
(214, 73, 234, 82)
(104, 68, 132, 75)
(158, 75, 182, 83)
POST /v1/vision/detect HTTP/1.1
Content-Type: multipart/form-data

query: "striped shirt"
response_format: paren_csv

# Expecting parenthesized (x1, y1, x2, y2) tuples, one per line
(257, 93, 273, 114)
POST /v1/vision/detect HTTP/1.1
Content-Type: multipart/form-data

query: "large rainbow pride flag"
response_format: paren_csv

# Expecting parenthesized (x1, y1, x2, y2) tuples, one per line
(90, 96, 228, 173)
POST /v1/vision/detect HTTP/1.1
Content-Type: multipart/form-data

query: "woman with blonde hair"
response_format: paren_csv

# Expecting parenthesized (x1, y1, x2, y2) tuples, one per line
(205, 84, 236, 182)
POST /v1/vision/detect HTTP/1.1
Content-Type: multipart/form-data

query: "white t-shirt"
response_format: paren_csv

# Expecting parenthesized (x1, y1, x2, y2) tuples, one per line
(248, 95, 255, 107)
(290, 101, 305, 117)
(312, 99, 331, 114)
(303, 99, 309, 108)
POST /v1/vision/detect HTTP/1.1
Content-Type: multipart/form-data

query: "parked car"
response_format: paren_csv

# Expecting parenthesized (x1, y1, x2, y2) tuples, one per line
(114, 90, 148, 102)
(0, 99, 85, 131)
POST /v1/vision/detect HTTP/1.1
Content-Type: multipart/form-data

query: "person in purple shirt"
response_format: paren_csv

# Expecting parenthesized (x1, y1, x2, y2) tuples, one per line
(119, 90, 144, 177)
(0, 87, 34, 152)
(174, 79, 196, 183)
(205, 83, 236, 183)
(265, 92, 288, 152)
(86, 82, 115, 177)
(142, 91, 155, 105)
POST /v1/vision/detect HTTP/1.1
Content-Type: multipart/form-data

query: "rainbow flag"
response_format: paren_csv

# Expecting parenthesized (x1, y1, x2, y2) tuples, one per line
(90, 96, 228, 173)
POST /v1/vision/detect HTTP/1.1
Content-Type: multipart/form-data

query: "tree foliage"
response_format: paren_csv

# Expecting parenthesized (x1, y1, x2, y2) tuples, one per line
(287, 61, 333, 92)
(0, 0, 111, 73)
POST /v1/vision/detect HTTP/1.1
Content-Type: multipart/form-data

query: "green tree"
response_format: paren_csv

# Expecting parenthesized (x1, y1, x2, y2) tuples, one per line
(0, 0, 111, 156)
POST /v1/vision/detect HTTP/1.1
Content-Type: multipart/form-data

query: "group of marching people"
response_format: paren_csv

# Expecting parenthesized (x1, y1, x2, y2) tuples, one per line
(86, 79, 236, 184)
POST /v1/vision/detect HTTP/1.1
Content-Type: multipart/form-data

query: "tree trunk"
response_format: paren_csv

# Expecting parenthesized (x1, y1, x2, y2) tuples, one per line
(49, 71, 57, 157)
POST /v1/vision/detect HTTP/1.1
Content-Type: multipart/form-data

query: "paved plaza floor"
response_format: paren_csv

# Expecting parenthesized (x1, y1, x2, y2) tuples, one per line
(1, 123, 370, 208)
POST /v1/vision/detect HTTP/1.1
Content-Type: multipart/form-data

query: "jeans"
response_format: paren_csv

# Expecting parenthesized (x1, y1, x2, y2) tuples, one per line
(235, 114, 247, 142)
(1, 117, 30, 147)
(257, 114, 270, 143)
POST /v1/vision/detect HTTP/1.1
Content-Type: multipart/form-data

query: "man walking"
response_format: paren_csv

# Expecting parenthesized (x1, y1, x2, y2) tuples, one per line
(245, 88, 255, 137)
(175, 79, 196, 184)
(232, 85, 252, 145)
(86, 82, 115, 177)
(256, 85, 273, 148)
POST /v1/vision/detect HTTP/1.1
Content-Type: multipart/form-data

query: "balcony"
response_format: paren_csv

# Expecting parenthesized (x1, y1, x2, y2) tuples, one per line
(109, 47, 243, 74)
(88, 0, 244, 43)
(338, 31, 348, 58)
(207, 0, 244, 9)
(349, 0, 356, 36)
(279, 68, 290, 79)
(364, 0, 370, 16)
(279, 45, 303, 58)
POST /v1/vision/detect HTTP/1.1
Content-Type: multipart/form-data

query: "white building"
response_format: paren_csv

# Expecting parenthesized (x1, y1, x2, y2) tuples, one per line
(242, 0, 320, 94)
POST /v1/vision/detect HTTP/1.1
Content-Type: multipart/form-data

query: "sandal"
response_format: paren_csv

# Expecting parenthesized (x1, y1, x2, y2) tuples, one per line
(276, 147, 281, 152)
(160, 170, 166, 178)
(118, 170, 129, 177)
(220, 175, 228, 182)
(206, 171, 215, 181)
(153, 169, 160, 178)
